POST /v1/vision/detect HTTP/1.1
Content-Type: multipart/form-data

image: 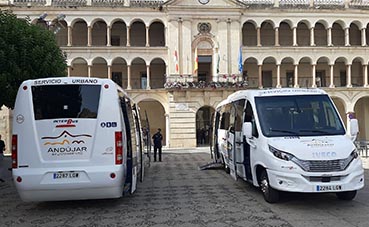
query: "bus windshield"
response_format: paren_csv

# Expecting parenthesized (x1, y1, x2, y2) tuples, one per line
(32, 85, 101, 120)
(255, 94, 345, 137)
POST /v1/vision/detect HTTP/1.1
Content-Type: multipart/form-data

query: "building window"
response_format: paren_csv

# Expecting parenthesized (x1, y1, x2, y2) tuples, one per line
(112, 72, 122, 87)
(262, 71, 273, 88)
(340, 71, 346, 87)
(286, 71, 294, 87)
(141, 73, 147, 89)
(316, 71, 326, 87)
(111, 36, 120, 46)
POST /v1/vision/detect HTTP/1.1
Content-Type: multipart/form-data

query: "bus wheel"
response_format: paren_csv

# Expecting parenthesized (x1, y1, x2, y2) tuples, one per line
(260, 170, 279, 203)
(336, 190, 357, 200)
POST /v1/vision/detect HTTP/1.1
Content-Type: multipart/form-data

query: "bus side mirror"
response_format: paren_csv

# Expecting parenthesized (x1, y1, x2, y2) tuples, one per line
(242, 122, 252, 138)
(349, 118, 359, 141)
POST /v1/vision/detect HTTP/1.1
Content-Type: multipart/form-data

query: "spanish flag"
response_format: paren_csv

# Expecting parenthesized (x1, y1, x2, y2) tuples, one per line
(193, 47, 198, 75)
(174, 49, 179, 73)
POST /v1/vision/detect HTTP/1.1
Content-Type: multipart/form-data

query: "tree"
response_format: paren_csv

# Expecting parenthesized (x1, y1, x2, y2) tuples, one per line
(0, 10, 67, 109)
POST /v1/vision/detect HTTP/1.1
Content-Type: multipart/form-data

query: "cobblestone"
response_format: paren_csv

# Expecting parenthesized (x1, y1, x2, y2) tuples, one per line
(0, 148, 369, 227)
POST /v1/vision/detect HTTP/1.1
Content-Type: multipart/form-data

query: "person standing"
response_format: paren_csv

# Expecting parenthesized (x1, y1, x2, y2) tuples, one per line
(0, 135, 6, 182)
(152, 128, 163, 162)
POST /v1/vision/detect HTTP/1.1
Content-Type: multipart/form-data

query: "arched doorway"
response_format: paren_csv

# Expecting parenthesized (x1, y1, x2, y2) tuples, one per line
(196, 106, 215, 146)
(138, 99, 166, 146)
(354, 97, 369, 141)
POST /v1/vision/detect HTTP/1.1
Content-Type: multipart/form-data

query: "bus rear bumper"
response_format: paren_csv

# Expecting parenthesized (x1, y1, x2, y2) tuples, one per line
(13, 167, 126, 202)
(17, 186, 123, 202)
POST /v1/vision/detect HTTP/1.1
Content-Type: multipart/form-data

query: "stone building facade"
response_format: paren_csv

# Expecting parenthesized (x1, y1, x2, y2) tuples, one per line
(1, 0, 369, 152)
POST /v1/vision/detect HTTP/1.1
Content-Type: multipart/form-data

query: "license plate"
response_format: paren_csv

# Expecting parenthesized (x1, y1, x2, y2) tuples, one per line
(316, 185, 342, 192)
(53, 172, 79, 179)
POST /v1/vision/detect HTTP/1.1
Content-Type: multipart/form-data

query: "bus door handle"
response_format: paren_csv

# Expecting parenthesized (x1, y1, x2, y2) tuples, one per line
(235, 141, 243, 145)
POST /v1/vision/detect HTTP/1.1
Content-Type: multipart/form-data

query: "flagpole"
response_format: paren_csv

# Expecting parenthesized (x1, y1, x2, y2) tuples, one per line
(194, 47, 198, 79)
(238, 46, 243, 81)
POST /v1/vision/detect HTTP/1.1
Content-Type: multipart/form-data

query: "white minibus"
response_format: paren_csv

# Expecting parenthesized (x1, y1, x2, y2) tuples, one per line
(12, 77, 145, 202)
(211, 88, 364, 203)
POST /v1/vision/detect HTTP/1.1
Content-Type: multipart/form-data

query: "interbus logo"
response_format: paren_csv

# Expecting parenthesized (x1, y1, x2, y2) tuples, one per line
(55, 119, 77, 128)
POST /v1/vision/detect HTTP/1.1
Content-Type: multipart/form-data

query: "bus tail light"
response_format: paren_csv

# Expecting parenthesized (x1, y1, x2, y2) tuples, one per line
(12, 135, 18, 169)
(115, 131, 123, 165)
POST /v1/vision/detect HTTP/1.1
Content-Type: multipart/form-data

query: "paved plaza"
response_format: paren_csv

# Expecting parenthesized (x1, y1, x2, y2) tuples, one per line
(1, 147, 369, 227)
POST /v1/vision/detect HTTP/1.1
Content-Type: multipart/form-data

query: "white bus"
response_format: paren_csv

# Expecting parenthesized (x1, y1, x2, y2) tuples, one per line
(211, 88, 364, 203)
(12, 77, 145, 202)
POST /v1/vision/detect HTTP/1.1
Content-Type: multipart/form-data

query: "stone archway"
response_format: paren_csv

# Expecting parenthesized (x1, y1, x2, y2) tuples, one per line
(196, 106, 215, 146)
(138, 99, 166, 146)
(354, 97, 369, 141)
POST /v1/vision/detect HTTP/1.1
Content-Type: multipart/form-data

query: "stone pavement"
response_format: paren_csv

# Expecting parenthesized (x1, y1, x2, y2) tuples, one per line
(0, 148, 369, 227)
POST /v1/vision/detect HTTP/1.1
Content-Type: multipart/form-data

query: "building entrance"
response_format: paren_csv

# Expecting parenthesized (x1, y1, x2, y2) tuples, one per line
(198, 55, 212, 83)
(196, 106, 215, 146)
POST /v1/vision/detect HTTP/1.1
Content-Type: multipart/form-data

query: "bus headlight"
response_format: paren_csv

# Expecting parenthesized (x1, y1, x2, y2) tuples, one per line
(269, 145, 307, 170)
(269, 145, 294, 161)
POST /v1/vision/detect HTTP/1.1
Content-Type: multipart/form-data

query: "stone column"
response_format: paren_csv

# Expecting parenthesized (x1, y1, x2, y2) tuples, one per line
(310, 27, 315, 46)
(364, 64, 368, 87)
(88, 65, 92, 77)
(329, 64, 335, 88)
(108, 65, 112, 79)
(362, 28, 367, 46)
(67, 66, 72, 77)
(276, 64, 281, 88)
(67, 26, 72, 47)
(257, 27, 261, 46)
(107, 26, 111, 47)
(345, 27, 350, 46)
(294, 64, 299, 88)
(165, 114, 170, 148)
(87, 26, 92, 47)
(126, 26, 130, 47)
(274, 27, 279, 46)
(293, 27, 297, 46)
(127, 65, 131, 89)
(258, 64, 263, 88)
(146, 26, 149, 47)
(312, 64, 316, 88)
(327, 27, 332, 46)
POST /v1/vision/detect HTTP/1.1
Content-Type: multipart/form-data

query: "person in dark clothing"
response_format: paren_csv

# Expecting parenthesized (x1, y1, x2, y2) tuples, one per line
(0, 135, 6, 182)
(152, 128, 163, 162)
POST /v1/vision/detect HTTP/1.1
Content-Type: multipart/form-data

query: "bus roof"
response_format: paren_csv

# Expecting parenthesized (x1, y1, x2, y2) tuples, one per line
(21, 76, 128, 95)
(217, 88, 327, 108)
(23, 77, 110, 86)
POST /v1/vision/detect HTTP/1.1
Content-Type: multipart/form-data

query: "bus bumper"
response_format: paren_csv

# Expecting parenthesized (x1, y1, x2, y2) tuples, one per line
(266, 162, 364, 193)
(13, 166, 126, 202)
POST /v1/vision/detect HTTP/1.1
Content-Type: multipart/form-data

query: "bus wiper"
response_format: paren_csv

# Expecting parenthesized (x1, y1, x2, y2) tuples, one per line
(299, 129, 336, 135)
(269, 128, 299, 135)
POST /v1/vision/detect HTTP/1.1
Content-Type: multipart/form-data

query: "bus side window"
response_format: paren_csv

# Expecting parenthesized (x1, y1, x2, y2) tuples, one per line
(245, 101, 258, 138)
(234, 99, 245, 133)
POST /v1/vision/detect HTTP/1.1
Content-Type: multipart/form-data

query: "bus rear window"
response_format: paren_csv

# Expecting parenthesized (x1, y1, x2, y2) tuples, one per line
(32, 85, 101, 120)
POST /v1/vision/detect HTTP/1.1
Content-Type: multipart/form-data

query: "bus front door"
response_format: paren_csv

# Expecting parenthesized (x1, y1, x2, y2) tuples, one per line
(227, 105, 237, 181)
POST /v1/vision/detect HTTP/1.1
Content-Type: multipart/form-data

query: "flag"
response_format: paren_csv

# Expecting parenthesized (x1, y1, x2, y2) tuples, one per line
(193, 48, 198, 74)
(174, 49, 179, 73)
(216, 50, 220, 74)
(238, 46, 243, 74)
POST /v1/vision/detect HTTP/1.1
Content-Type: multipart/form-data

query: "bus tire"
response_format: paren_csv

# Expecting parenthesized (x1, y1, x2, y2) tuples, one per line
(260, 170, 279, 203)
(336, 190, 357, 200)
